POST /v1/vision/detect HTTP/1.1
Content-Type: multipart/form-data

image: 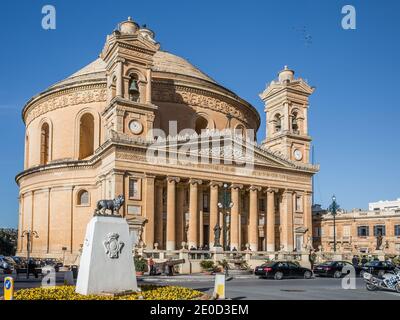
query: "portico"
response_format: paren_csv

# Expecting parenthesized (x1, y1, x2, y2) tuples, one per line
(132, 168, 314, 252)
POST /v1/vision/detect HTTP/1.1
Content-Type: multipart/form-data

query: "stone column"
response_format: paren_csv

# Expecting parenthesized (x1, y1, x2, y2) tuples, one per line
(144, 175, 155, 249)
(198, 186, 204, 247)
(166, 177, 180, 251)
(188, 179, 202, 248)
(304, 191, 313, 245)
(230, 184, 243, 250)
(111, 170, 125, 216)
(266, 188, 277, 252)
(281, 190, 294, 252)
(155, 181, 164, 249)
(106, 75, 112, 103)
(146, 69, 152, 104)
(176, 184, 185, 249)
(248, 186, 261, 251)
(209, 182, 222, 247)
(116, 58, 124, 97)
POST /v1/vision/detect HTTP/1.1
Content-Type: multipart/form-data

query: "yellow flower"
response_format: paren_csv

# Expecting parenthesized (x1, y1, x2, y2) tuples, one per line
(13, 285, 204, 300)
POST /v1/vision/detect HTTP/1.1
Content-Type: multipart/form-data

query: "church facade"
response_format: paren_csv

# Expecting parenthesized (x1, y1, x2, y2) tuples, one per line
(16, 18, 319, 262)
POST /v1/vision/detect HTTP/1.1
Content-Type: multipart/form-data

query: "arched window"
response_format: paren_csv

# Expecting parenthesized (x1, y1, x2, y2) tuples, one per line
(235, 125, 245, 137)
(195, 116, 208, 134)
(128, 74, 140, 102)
(291, 112, 299, 134)
(274, 114, 282, 133)
(77, 190, 89, 205)
(79, 113, 95, 159)
(40, 123, 50, 165)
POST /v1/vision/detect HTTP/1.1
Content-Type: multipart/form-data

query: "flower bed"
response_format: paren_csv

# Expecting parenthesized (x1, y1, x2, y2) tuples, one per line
(13, 285, 205, 300)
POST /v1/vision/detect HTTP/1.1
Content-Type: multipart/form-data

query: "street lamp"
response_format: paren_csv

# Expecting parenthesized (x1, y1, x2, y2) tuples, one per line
(328, 195, 340, 252)
(217, 183, 234, 250)
(21, 230, 39, 279)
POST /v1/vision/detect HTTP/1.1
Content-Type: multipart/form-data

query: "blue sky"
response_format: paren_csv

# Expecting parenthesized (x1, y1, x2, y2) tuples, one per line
(0, 0, 399, 227)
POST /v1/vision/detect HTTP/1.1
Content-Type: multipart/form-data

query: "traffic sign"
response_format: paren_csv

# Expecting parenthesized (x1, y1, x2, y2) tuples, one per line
(4, 277, 14, 300)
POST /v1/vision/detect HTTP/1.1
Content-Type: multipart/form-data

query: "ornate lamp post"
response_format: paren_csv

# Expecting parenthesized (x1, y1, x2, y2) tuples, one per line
(21, 230, 39, 279)
(217, 183, 234, 250)
(328, 195, 340, 252)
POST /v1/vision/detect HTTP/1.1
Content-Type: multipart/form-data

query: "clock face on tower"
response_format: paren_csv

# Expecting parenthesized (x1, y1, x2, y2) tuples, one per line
(294, 149, 303, 161)
(129, 120, 143, 135)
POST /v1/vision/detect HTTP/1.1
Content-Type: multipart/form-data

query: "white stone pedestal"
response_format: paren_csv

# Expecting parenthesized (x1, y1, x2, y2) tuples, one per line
(212, 246, 224, 264)
(75, 215, 138, 295)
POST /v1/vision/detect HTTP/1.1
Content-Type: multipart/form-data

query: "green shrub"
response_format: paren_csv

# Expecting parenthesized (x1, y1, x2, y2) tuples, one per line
(134, 257, 148, 272)
(200, 260, 214, 271)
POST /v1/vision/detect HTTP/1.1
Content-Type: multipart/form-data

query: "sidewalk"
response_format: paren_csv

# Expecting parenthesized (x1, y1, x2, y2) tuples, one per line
(138, 273, 257, 282)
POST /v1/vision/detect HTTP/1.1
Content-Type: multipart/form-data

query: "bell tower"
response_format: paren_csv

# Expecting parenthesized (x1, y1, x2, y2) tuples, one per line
(259, 66, 315, 163)
(101, 17, 160, 139)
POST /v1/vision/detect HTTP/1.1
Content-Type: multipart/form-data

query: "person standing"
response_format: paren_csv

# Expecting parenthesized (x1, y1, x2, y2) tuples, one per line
(352, 255, 359, 267)
(309, 249, 317, 270)
(148, 257, 155, 276)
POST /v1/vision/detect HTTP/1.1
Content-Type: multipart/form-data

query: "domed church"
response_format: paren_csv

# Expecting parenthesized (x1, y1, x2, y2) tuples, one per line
(16, 17, 319, 262)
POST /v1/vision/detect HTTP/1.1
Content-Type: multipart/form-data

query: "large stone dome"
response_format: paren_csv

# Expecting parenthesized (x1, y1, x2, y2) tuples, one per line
(48, 51, 217, 90)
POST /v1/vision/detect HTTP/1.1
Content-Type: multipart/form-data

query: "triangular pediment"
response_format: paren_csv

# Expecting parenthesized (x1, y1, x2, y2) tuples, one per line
(117, 36, 160, 53)
(134, 130, 319, 172)
(260, 79, 314, 100)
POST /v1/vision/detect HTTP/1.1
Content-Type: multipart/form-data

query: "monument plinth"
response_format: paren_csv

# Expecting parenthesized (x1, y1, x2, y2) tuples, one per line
(75, 214, 138, 295)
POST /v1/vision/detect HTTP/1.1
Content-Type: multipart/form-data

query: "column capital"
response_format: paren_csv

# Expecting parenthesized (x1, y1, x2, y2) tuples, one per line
(248, 185, 262, 192)
(155, 180, 164, 187)
(144, 173, 156, 179)
(189, 178, 202, 185)
(177, 182, 186, 189)
(209, 181, 223, 188)
(167, 176, 180, 184)
(265, 187, 279, 194)
(115, 57, 126, 64)
(283, 188, 296, 195)
(230, 183, 243, 190)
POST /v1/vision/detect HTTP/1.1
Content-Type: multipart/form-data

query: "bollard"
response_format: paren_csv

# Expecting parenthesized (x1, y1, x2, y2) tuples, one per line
(4, 276, 14, 300)
(213, 274, 226, 300)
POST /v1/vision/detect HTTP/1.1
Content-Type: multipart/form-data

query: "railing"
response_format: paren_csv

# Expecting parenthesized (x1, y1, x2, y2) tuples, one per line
(139, 249, 307, 263)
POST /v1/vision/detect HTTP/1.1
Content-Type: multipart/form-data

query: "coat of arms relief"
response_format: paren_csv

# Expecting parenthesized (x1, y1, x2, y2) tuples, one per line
(103, 233, 125, 259)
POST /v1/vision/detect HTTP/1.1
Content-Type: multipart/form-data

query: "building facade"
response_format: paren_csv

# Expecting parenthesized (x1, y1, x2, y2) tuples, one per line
(369, 198, 400, 212)
(16, 18, 319, 262)
(313, 207, 400, 254)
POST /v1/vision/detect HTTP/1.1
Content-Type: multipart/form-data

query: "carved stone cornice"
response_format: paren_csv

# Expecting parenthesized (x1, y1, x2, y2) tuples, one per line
(24, 84, 107, 125)
(151, 82, 259, 129)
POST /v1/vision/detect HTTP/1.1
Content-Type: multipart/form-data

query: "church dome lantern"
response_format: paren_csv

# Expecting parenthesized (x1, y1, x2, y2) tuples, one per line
(278, 65, 295, 83)
(119, 17, 139, 35)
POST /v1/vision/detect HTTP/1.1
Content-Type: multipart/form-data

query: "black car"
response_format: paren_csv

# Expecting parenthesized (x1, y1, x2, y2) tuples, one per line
(360, 260, 396, 277)
(254, 261, 313, 280)
(313, 261, 359, 278)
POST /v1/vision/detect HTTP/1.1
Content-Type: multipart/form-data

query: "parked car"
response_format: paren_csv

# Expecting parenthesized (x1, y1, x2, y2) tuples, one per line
(313, 261, 360, 278)
(360, 260, 396, 277)
(254, 261, 313, 280)
(0, 256, 12, 274)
